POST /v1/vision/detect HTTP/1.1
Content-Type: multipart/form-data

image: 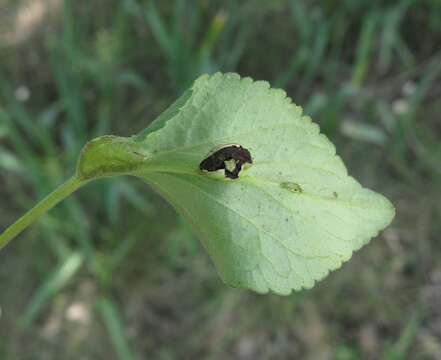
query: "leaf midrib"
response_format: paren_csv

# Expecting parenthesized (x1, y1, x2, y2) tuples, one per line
(137, 166, 390, 213)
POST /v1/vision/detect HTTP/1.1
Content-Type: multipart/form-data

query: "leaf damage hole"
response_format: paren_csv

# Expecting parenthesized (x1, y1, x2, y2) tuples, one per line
(199, 144, 253, 179)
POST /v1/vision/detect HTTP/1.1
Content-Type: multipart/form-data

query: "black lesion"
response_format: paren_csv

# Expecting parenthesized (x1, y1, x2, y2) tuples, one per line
(199, 145, 253, 179)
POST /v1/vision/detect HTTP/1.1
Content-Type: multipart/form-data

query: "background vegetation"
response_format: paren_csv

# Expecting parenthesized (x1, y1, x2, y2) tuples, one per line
(1, 0, 440, 359)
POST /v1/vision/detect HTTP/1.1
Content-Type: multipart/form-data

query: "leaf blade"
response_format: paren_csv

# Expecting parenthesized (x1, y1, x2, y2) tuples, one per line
(132, 72, 395, 294)
(74, 72, 394, 294)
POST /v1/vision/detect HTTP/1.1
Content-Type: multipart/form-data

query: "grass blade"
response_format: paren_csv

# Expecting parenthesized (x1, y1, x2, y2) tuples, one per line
(21, 252, 84, 326)
(97, 297, 135, 360)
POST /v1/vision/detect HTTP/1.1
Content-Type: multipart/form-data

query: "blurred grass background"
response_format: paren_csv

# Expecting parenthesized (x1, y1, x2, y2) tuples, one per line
(0, 0, 440, 359)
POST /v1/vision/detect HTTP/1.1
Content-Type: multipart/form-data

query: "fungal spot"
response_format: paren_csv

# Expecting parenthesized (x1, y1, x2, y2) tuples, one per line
(333, 191, 338, 198)
(280, 182, 303, 193)
(199, 144, 253, 179)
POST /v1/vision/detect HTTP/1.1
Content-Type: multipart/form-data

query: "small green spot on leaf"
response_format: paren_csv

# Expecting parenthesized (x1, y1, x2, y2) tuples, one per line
(224, 159, 237, 173)
(280, 181, 303, 193)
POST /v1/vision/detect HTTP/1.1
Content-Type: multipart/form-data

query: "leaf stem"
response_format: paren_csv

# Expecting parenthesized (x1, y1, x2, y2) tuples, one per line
(0, 176, 84, 251)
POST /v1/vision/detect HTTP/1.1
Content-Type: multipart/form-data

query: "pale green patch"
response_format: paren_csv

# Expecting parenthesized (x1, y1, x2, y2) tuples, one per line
(224, 159, 238, 173)
(0, 72, 395, 295)
(280, 181, 303, 193)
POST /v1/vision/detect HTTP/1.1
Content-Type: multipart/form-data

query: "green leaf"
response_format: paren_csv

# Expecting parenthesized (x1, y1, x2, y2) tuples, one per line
(81, 73, 394, 294)
(1, 73, 395, 295)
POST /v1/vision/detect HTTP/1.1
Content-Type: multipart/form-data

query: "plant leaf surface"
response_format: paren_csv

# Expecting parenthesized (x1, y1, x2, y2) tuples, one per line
(81, 73, 395, 294)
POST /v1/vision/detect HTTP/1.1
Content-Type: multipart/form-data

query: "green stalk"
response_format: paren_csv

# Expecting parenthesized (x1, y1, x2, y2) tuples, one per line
(0, 176, 84, 251)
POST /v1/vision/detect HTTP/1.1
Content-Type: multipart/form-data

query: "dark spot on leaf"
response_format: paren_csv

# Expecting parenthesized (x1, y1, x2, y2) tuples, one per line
(333, 191, 338, 198)
(199, 145, 252, 179)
